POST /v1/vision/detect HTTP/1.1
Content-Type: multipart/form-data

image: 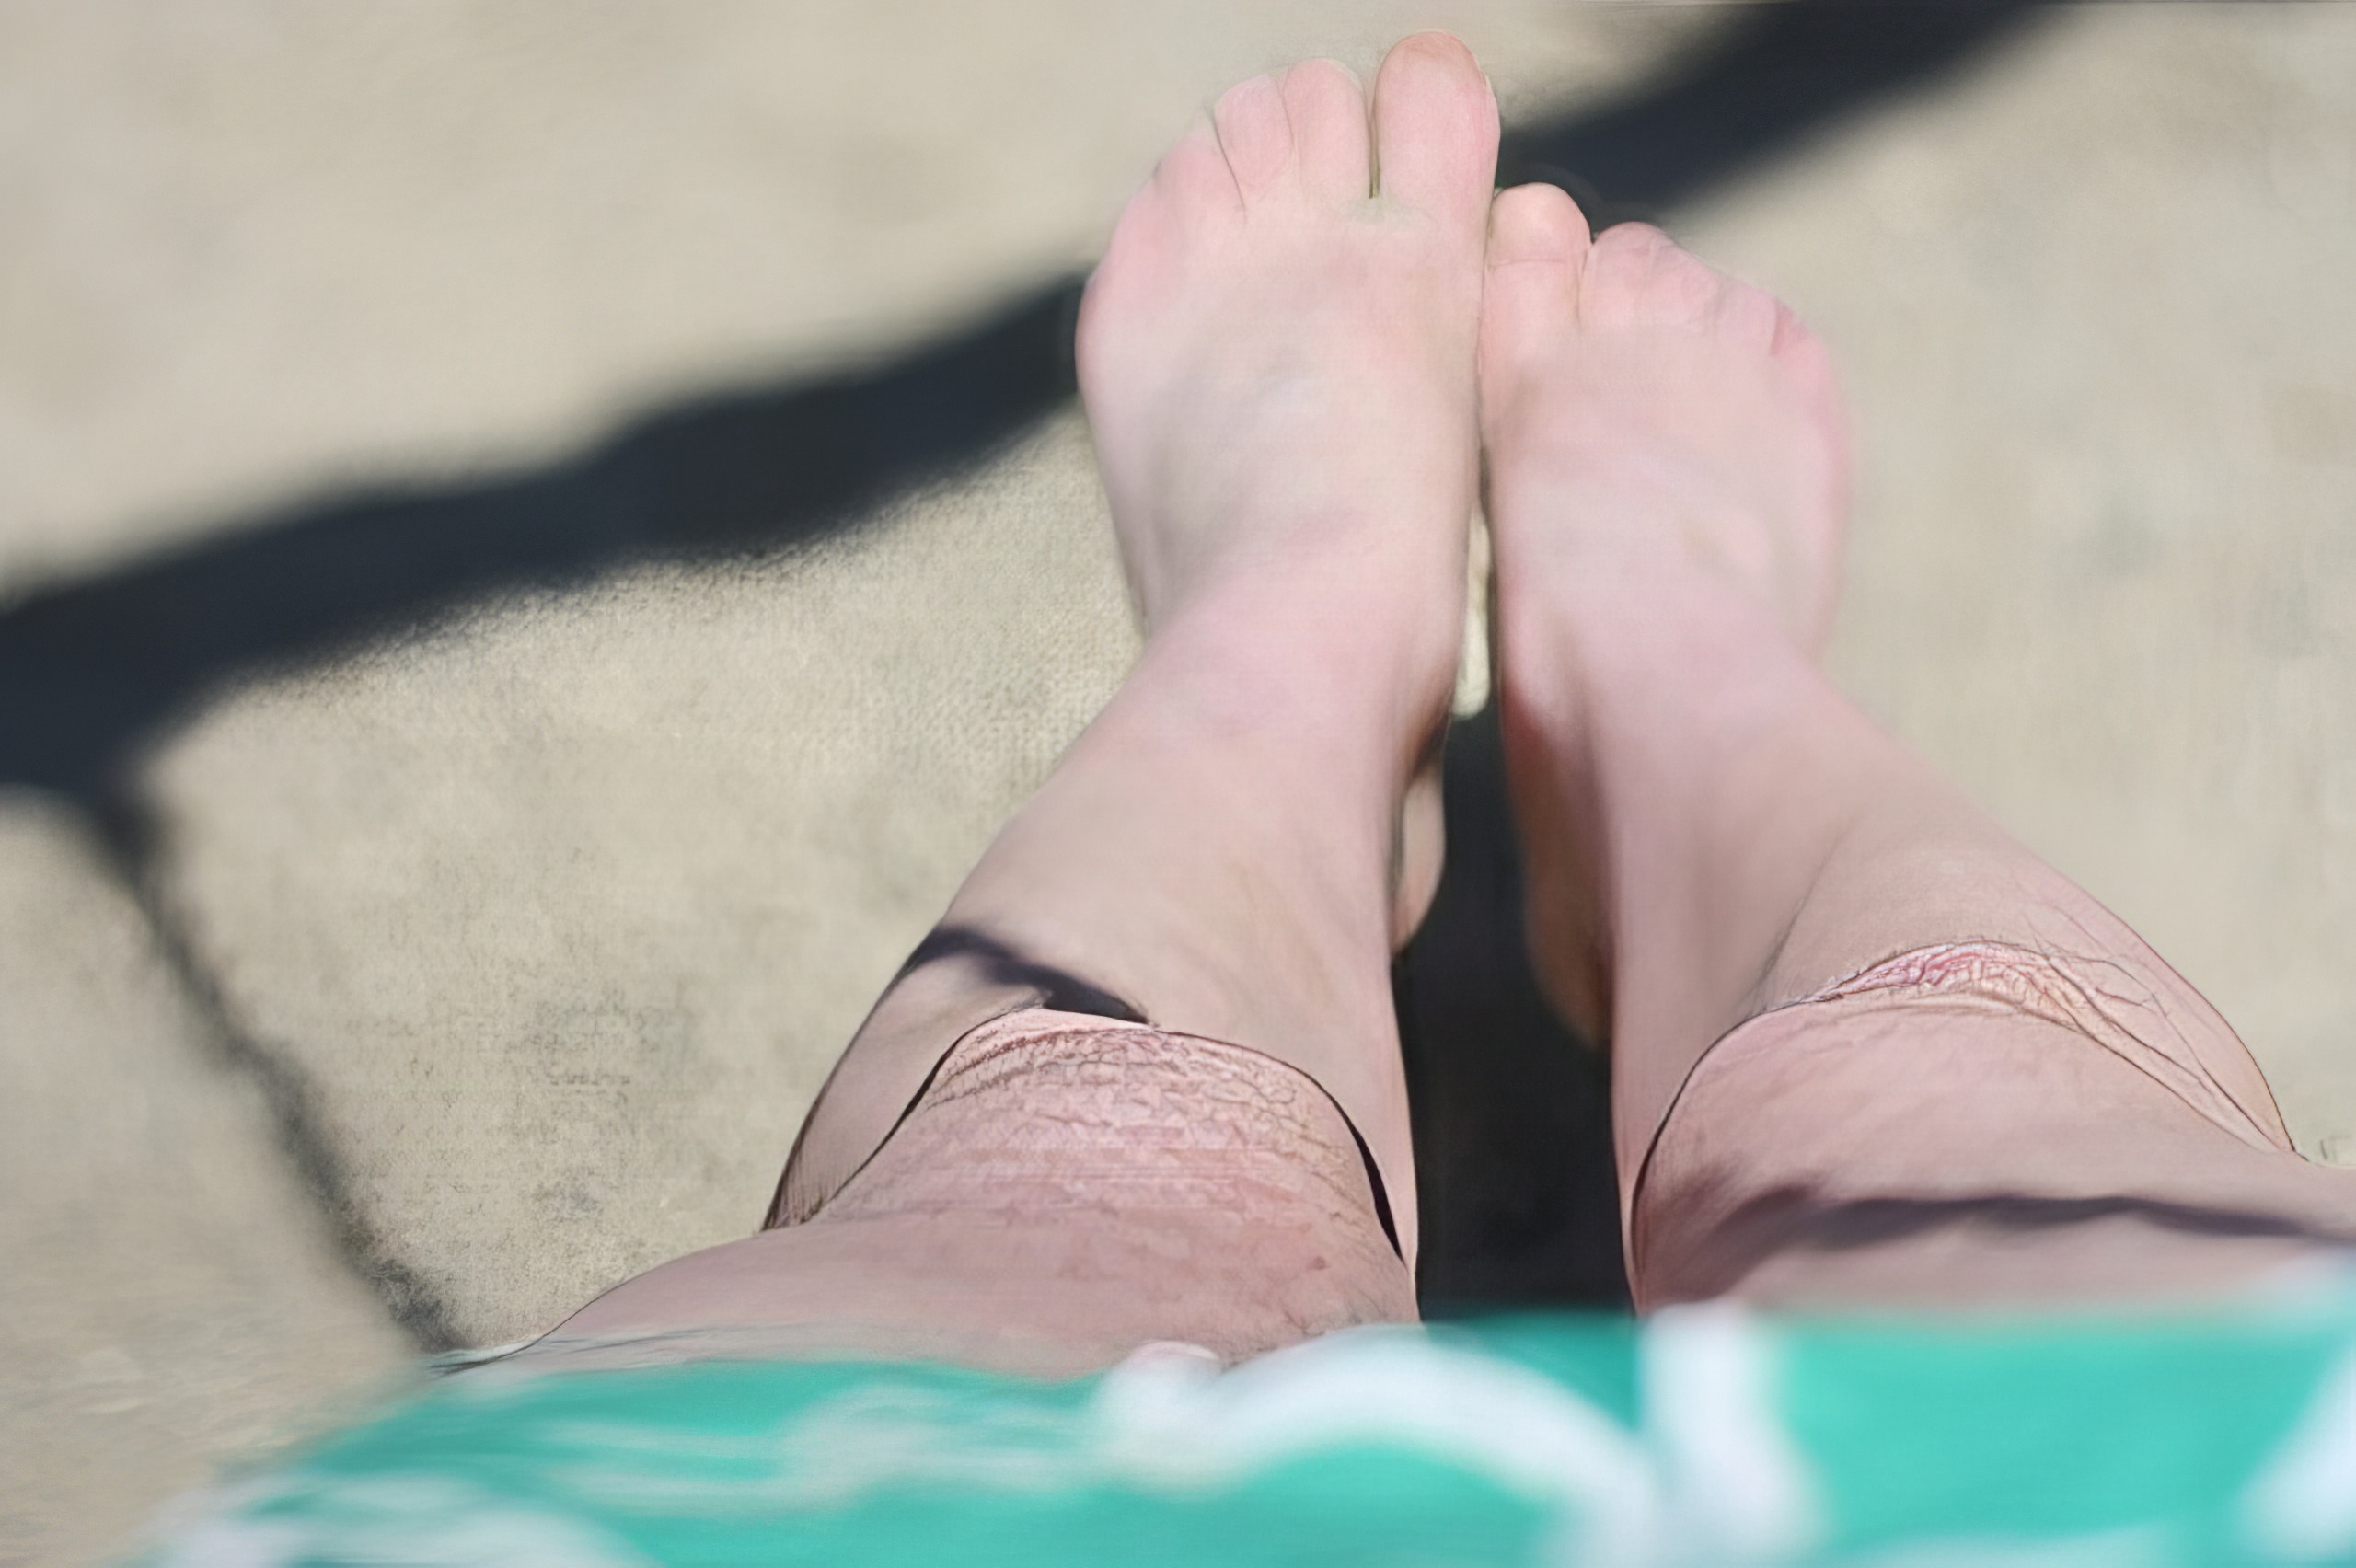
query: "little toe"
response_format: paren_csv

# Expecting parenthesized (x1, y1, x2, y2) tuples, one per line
(1711, 276, 1785, 352)
(1765, 300, 1846, 442)
(1773, 300, 1833, 377)
(1150, 114, 1244, 217)
(1279, 60, 1371, 202)
(1581, 223, 1722, 331)
(1211, 73, 1296, 202)
(1371, 32, 1499, 229)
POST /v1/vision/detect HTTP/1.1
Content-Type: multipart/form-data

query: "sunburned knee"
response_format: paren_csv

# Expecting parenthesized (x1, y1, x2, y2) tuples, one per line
(808, 1011, 1415, 1353)
(1629, 940, 2318, 1311)
(1809, 940, 2147, 1028)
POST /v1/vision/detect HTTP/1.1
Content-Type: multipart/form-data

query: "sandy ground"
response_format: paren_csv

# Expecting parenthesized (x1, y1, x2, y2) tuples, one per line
(4, 4, 2355, 1562)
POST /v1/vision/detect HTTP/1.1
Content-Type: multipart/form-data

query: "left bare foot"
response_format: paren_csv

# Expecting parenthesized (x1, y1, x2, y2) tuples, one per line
(1077, 34, 1499, 941)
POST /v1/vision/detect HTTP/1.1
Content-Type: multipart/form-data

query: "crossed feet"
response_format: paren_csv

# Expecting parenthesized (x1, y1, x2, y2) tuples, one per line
(1076, 33, 1849, 1049)
(567, 32, 2306, 1355)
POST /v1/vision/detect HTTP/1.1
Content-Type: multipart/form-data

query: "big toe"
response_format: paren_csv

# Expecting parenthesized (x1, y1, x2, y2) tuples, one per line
(1371, 32, 1498, 229)
(1481, 183, 1589, 376)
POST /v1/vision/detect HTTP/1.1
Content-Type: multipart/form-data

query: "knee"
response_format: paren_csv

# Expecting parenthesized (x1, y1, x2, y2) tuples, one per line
(813, 1010, 1416, 1357)
(1627, 947, 2339, 1311)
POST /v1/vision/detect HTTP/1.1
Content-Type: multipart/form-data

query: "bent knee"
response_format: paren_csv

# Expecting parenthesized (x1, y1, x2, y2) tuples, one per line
(1631, 945, 2351, 1310)
(806, 1010, 1415, 1359)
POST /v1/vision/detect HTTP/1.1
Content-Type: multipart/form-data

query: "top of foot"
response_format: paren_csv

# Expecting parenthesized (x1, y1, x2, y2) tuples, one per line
(1477, 186, 1850, 652)
(1473, 188, 1852, 1048)
(1076, 33, 1499, 677)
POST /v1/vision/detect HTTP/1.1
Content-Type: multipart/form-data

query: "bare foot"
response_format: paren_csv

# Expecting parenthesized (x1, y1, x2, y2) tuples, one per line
(1472, 191, 2336, 1316)
(1078, 34, 1498, 940)
(1476, 186, 1850, 1043)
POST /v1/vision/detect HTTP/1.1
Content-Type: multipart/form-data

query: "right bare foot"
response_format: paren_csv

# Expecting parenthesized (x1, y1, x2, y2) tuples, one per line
(1475, 186, 1851, 1044)
(1476, 191, 2329, 1311)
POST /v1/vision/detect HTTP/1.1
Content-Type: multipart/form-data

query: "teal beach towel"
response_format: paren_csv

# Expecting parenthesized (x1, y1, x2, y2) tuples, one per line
(140, 1287, 2356, 1565)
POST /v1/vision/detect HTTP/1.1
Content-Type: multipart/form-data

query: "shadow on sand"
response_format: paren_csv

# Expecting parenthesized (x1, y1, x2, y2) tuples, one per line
(0, 2, 2043, 1341)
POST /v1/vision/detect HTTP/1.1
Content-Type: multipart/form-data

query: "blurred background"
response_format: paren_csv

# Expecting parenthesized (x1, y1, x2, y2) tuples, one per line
(5, 2, 2355, 1561)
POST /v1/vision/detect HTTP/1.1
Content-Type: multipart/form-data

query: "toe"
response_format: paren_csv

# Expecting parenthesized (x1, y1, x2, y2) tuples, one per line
(1487, 181, 1590, 271)
(1279, 59, 1372, 202)
(1480, 184, 1588, 371)
(1580, 223, 1723, 331)
(1764, 301, 1847, 450)
(1772, 299, 1830, 370)
(1149, 114, 1244, 216)
(1712, 276, 1784, 351)
(1770, 307, 1850, 490)
(1371, 32, 1499, 228)
(1211, 73, 1296, 202)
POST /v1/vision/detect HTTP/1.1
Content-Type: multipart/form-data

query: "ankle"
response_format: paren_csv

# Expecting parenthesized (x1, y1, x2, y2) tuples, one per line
(1138, 557, 1461, 780)
(1488, 447, 1842, 656)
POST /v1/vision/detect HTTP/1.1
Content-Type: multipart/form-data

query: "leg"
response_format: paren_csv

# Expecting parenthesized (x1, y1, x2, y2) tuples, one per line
(540, 38, 1501, 1372)
(1478, 187, 2356, 1311)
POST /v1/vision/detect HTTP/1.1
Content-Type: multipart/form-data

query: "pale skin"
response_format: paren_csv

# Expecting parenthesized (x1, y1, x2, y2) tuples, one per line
(539, 33, 2353, 1371)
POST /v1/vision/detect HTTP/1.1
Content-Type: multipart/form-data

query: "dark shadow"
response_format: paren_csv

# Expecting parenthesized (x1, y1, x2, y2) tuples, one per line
(0, 1, 2050, 1343)
(895, 927, 1149, 1025)
(1396, 706, 1630, 1312)
(0, 281, 1085, 808)
(93, 826, 469, 1348)
(1499, 0, 2045, 229)
(1640, 1184, 2356, 1303)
